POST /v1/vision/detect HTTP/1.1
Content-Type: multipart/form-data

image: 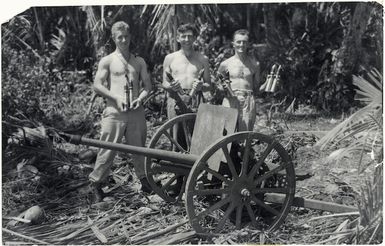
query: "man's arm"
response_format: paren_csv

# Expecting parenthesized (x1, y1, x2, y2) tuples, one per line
(93, 57, 119, 101)
(201, 56, 211, 92)
(162, 54, 173, 92)
(216, 61, 229, 92)
(253, 60, 261, 96)
(138, 57, 152, 101)
(131, 57, 152, 109)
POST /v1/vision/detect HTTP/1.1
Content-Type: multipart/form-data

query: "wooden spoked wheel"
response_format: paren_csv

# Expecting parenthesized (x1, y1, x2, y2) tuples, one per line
(145, 113, 196, 202)
(185, 131, 295, 233)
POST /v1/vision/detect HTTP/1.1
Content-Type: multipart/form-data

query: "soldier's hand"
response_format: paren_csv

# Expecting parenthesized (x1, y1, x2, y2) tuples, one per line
(192, 80, 203, 92)
(115, 97, 126, 112)
(130, 98, 142, 110)
(170, 79, 182, 92)
(259, 81, 267, 91)
(222, 81, 230, 90)
(216, 83, 225, 92)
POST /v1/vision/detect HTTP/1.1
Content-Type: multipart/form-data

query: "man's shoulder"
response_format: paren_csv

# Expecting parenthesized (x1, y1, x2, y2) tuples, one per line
(219, 56, 234, 66)
(249, 56, 259, 66)
(99, 53, 115, 66)
(133, 54, 146, 64)
(196, 52, 209, 63)
(165, 51, 179, 60)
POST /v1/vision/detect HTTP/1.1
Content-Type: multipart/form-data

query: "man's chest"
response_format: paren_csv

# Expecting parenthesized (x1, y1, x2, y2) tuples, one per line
(227, 61, 255, 80)
(110, 57, 141, 79)
(170, 56, 202, 74)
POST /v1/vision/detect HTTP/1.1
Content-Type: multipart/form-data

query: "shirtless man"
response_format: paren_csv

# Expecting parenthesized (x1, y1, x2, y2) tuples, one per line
(90, 21, 152, 202)
(162, 23, 211, 118)
(217, 29, 260, 131)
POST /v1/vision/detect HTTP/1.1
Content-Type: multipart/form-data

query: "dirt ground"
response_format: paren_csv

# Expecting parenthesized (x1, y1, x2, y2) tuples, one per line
(2, 112, 372, 245)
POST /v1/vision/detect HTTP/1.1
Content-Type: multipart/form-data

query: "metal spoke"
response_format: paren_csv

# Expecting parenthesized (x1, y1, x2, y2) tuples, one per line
(245, 203, 258, 227)
(235, 203, 244, 229)
(203, 165, 232, 185)
(162, 130, 187, 153)
(221, 147, 239, 179)
(240, 135, 252, 177)
(214, 202, 236, 233)
(161, 174, 179, 191)
(176, 177, 187, 200)
(195, 197, 231, 220)
(248, 142, 276, 179)
(250, 193, 280, 216)
(252, 187, 289, 194)
(253, 162, 290, 186)
(193, 188, 230, 196)
(182, 121, 192, 152)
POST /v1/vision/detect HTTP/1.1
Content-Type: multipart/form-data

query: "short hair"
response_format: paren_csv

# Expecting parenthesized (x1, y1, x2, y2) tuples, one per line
(111, 21, 130, 38)
(233, 29, 249, 40)
(177, 23, 197, 36)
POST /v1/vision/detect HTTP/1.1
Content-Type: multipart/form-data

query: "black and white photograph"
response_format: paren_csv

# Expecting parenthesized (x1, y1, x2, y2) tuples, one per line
(1, 1, 383, 244)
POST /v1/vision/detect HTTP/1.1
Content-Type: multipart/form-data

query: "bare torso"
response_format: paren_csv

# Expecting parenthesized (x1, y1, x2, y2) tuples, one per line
(167, 50, 205, 90)
(220, 56, 258, 91)
(106, 51, 142, 107)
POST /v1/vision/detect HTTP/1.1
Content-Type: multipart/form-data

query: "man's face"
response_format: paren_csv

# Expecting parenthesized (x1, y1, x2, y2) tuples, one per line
(113, 29, 131, 50)
(177, 30, 195, 47)
(232, 34, 249, 53)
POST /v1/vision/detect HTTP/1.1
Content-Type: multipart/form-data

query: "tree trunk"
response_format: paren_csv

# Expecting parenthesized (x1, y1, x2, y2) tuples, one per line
(32, 7, 45, 52)
(263, 3, 280, 48)
(333, 3, 371, 75)
(246, 4, 251, 30)
(171, 5, 178, 52)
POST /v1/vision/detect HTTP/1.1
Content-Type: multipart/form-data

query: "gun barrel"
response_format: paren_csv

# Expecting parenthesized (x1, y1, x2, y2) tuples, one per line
(64, 133, 198, 166)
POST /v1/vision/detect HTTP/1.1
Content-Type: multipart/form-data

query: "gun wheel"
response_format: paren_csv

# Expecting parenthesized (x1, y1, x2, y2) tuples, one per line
(185, 131, 295, 233)
(145, 113, 196, 202)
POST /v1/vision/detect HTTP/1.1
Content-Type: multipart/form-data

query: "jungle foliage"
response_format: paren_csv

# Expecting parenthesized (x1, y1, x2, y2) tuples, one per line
(2, 3, 383, 117)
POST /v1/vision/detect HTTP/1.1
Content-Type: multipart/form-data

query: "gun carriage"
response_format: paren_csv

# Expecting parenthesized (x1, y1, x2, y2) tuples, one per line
(61, 75, 356, 234)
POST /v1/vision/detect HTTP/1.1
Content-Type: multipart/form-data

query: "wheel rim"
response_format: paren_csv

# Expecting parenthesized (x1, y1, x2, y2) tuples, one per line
(145, 113, 196, 202)
(185, 131, 295, 233)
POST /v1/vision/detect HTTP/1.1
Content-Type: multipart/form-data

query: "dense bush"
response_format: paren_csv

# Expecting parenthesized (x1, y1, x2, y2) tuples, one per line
(2, 3, 383, 122)
(2, 44, 101, 134)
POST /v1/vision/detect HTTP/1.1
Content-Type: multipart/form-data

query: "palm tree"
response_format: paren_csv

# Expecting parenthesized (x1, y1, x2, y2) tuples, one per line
(141, 4, 219, 52)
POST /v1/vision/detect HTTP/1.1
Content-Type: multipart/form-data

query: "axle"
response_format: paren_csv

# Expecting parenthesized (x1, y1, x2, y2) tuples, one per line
(62, 133, 198, 166)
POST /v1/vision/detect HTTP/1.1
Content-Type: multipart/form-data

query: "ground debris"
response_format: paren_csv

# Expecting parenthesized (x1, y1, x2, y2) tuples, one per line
(2, 118, 377, 244)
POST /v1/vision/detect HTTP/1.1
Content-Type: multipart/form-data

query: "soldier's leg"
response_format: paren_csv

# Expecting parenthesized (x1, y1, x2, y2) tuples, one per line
(243, 95, 257, 131)
(89, 117, 125, 201)
(124, 106, 151, 192)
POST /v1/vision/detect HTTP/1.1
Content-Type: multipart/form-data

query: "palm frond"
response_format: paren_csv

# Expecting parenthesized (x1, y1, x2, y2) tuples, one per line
(353, 75, 382, 104)
(81, 6, 105, 49)
(356, 165, 383, 243)
(2, 15, 32, 44)
(317, 69, 382, 150)
(316, 103, 381, 149)
(142, 4, 220, 51)
(50, 28, 66, 51)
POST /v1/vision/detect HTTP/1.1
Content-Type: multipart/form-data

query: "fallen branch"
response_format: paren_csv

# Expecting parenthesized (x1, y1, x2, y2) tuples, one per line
(3, 216, 31, 224)
(309, 211, 360, 221)
(131, 219, 189, 244)
(2, 227, 50, 245)
(154, 230, 196, 245)
(88, 216, 108, 243)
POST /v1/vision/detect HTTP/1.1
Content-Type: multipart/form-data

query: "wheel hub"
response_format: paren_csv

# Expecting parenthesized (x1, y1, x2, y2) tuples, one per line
(240, 188, 250, 197)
